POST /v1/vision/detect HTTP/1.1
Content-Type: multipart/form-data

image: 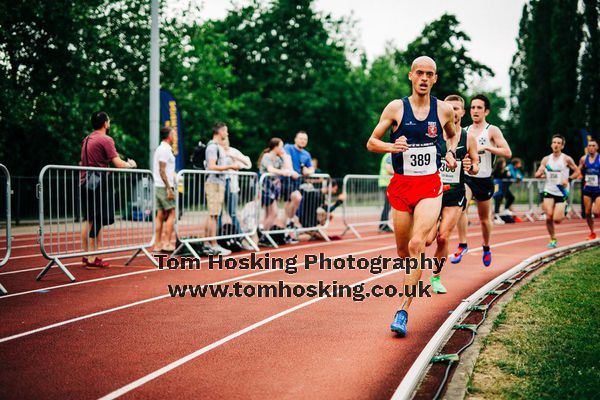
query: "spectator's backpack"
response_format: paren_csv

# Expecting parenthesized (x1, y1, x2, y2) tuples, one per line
(190, 141, 207, 169)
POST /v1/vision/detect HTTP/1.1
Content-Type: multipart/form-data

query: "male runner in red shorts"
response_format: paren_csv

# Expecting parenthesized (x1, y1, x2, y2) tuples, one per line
(367, 56, 457, 337)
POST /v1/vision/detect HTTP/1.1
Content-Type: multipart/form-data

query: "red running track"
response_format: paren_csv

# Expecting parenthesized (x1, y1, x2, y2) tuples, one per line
(0, 219, 593, 399)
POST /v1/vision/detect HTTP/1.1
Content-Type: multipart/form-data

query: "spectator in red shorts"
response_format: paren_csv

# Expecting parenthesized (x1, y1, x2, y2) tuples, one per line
(80, 111, 137, 268)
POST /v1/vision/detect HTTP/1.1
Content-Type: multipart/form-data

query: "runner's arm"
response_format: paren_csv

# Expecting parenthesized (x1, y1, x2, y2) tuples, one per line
(485, 126, 512, 158)
(534, 156, 548, 178)
(367, 100, 407, 153)
(566, 156, 580, 180)
(464, 131, 479, 175)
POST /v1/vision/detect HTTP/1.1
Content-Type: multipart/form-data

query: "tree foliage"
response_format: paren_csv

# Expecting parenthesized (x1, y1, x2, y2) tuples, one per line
(510, 0, 591, 168)
(0, 0, 497, 177)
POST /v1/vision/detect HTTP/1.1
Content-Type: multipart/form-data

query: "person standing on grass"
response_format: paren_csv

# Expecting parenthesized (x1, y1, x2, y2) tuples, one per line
(534, 134, 579, 248)
(152, 127, 177, 252)
(577, 138, 600, 240)
(366, 56, 457, 337)
(80, 111, 137, 268)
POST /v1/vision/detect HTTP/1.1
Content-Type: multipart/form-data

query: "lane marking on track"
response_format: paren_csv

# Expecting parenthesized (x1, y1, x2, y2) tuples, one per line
(0, 245, 397, 344)
(0, 223, 569, 277)
(0, 234, 394, 297)
(0, 229, 586, 377)
(97, 229, 588, 400)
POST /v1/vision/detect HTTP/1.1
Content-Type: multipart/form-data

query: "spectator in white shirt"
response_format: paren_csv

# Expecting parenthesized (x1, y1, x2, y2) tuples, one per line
(152, 127, 177, 252)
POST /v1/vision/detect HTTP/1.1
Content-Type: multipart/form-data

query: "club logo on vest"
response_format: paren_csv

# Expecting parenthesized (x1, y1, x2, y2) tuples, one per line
(426, 122, 438, 138)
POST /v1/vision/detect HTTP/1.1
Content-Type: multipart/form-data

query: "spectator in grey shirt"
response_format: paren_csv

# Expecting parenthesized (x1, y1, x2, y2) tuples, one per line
(204, 122, 239, 255)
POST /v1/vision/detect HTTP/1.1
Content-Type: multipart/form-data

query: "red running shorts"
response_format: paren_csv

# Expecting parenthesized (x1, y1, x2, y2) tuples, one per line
(386, 172, 443, 213)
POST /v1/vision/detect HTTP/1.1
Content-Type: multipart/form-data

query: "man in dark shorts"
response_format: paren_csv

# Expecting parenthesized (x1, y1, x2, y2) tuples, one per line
(534, 135, 579, 248)
(425, 94, 479, 294)
(451, 94, 512, 267)
(282, 131, 315, 228)
(80, 111, 137, 268)
(577, 139, 600, 240)
(367, 56, 457, 337)
(297, 179, 346, 231)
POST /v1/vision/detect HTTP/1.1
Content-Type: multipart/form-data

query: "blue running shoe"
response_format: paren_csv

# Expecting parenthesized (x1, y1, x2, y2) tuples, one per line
(547, 239, 557, 248)
(450, 246, 468, 264)
(390, 310, 408, 337)
(483, 249, 492, 267)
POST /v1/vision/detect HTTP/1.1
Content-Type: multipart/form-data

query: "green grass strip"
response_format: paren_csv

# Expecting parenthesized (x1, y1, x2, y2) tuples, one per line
(467, 246, 600, 399)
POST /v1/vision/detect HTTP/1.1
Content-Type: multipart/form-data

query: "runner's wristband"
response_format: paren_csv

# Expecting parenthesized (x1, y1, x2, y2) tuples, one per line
(446, 150, 456, 159)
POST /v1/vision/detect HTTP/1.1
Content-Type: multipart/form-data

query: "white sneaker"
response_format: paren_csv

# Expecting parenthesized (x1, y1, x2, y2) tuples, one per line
(212, 245, 232, 256)
(240, 242, 255, 251)
(493, 215, 505, 225)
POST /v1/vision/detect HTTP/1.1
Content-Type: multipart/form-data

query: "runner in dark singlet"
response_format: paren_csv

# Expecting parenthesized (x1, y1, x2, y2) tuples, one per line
(577, 138, 600, 240)
(425, 95, 479, 294)
(366, 56, 457, 337)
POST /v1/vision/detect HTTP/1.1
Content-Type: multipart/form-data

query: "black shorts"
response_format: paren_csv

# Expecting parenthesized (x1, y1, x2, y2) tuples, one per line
(261, 179, 281, 207)
(542, 192, 565, 203)
(583, 191, 600, 202)
(465, 176, 494, 202)
(80, 185, 115, 237)
(442, 187, 467, 209)
(280, 176, 301, 202)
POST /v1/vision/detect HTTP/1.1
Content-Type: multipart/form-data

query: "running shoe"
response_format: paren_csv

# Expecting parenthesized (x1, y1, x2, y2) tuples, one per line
(513, 216, 524, 223)
(284, 235, 299, 245)
(587, 232, 597, 241)
(213, 245, 232, 256)
(547, 239, 558, 248)
(431, 275, 447, 294)
(85, 258, 110, 269)
(482, 249, 492, 267)
(379, 225, 393, 233)
(390, 310, 408, 337)
(450, 246, 468, 264)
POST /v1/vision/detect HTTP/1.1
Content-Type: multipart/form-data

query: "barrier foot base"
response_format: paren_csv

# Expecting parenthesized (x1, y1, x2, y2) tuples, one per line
(0, 283, 7, 295)
(263, 234, 279, 248)
(36, 258, 76, 282)
(141, 247, 158, 267)
(124, 249, 142, 266)
(244, 235, 260, 252)
(349, 225, 361, 238)
(317, 228, 330, 242)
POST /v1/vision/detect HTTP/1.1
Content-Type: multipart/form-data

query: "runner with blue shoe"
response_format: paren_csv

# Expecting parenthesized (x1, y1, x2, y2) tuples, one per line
(452, 95, 512, 267)
(425, 94, 479, 294)
(367, 56, 457, 337)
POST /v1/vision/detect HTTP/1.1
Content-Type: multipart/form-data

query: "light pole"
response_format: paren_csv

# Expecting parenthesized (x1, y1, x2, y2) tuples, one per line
(149, 0, 160, 167)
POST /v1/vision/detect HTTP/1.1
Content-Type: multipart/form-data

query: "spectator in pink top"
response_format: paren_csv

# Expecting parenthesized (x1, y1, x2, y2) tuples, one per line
(80, 111, 137, 268)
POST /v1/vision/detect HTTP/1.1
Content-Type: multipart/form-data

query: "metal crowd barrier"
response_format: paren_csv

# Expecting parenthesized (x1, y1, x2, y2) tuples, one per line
(341, 174, 391, 238)
(0, 164, 11, 295)
(37, 165, 157, 282)
(257, 173, 332, 248)
(173, 170, 260, 258)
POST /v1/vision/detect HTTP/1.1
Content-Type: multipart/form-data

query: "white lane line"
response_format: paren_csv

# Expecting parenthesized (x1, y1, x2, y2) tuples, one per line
(98, 267, 403, 400)
(0, 223, 562, 277)
(0, 245, 396, 344)
(0, 234, 392, 298)
(98, 229, 588, 400)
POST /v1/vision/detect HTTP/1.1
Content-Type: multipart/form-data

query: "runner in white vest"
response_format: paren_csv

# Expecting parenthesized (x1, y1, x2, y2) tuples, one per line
(450, 94, 512, 267)
(534, 134, 579, 248)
